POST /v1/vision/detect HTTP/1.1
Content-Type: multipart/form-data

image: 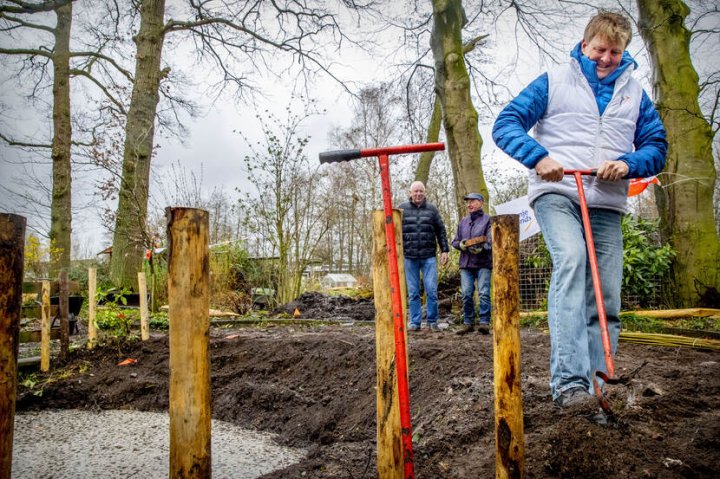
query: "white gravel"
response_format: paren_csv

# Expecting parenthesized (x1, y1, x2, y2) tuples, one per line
(12, 409, 306, 478)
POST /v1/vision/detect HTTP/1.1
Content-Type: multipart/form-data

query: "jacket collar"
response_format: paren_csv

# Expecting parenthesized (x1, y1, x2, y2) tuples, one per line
(570, 41, 637, 87)
(470, 209, 484, 220)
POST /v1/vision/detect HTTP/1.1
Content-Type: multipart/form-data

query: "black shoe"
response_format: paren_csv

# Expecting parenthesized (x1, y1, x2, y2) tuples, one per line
(554, 387, 595, 409)
(429, 323, 441, 332)
(477, 323, 490, 335)
(456, 324, 474, 335)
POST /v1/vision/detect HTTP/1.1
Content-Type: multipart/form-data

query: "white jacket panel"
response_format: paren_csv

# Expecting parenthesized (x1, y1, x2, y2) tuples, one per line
(528, 60, 644, 213)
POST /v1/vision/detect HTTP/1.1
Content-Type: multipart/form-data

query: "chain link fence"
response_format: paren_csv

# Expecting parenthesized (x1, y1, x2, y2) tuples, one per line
(519, 235, 669, 311)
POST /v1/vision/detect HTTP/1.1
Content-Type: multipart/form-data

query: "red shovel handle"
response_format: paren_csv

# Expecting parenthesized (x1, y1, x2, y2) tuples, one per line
(564, 170, 615, 380)
(318, 142, 445, 478)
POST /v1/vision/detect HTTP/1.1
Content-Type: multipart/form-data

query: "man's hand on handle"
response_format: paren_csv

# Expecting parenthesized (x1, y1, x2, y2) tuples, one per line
(440, 252, 449, 265)
(535, 157, 564, 182)
(537, 156, 630, 183)
(596, 160, 629, 181)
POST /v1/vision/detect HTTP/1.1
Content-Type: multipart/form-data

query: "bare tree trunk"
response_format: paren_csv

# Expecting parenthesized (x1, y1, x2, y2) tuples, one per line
(49, 2, 73, 275)
(430, 0, 488, 219)
(416, 36, 484, 186)
(415, 97, 442, 184)
(110, 0, 166, 289)
(638, 0, 720, 307)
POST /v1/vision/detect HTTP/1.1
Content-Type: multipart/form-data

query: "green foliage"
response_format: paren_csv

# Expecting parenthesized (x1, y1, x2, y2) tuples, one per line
(673, 316, 720, 331)
(95, 286, 137, 336)
(19, 373, 43, 397)
(145, 256, 168, 310)
(520, 313, 548, 329)
(621, 215, 675, 303)
(149, 311, 169, 330)
(210, 241, 258, 312)
(619, 312, 664, 333)
(523, 236, 551, 269)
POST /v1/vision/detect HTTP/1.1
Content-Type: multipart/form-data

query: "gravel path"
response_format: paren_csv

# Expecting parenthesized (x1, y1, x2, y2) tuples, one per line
(12, 410, 306, 478)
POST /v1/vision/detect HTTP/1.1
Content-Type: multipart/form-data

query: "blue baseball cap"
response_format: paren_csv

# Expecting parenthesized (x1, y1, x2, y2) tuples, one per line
(463, 193, 485, 201)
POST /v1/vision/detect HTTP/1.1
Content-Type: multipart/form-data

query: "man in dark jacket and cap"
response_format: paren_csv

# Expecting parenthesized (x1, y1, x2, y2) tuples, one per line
(452, 193, 492, 335)
(399, 181, 450, 332)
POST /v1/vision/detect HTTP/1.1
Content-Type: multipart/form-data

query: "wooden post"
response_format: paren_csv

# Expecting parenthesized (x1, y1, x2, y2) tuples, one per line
(492, 215, 525, 479)
(0, 213, 26, 479)
(41, 280, 51, 371)
(87, 268, 97, 349)
(373, 209, 408, 479)
(58, 270, 69, 361)
(138, 271, 150, 340)
(167, 207, 211, 478)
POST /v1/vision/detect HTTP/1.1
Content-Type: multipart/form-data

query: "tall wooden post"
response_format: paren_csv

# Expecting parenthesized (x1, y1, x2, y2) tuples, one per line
(138, 271, 149, 340)
(167, 207, 211, 478)
(58, 270, 69, 361)
(0, 213, 26, 479)
(492, 215, 525, 479)
(41, 280, 51, 371)
(87, 268, 97, 349)
(373, 209, 409, 479)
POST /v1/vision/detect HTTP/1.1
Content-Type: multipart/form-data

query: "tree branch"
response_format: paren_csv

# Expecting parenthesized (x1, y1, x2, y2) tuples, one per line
(0, 131, 51, 148)
(70, 50, 134, 82)
(69, 68, 127, 115)
(0, 47, 52, 58)
(0, 0, 72, 14)
(0, 12, 55, 32)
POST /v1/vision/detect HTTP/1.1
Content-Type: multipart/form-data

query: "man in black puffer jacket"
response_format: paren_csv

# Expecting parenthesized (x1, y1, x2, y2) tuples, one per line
(399, 181, 450, 332)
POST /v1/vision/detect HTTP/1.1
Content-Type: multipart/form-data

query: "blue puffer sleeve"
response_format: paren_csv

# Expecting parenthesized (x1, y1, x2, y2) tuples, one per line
(618, 91, 667, 178)
(492, 73, 550, 169)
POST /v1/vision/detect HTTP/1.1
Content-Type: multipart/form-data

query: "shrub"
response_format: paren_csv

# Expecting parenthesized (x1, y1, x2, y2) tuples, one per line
(621, 215, 674, 305)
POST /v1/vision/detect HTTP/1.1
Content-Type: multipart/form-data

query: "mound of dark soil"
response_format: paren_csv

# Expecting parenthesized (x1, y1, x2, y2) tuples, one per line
(273, 291, 377, 321)
(16, 325, 720, 478)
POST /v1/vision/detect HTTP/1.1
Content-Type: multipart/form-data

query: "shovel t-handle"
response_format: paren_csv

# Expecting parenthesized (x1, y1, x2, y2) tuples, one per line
(319, 141, 445, 478)
(319, 142, 445, 164)
(564, 169, 597, 176)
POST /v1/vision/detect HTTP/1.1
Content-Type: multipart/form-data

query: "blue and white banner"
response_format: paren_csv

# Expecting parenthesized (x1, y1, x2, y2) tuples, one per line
(494, 195, 540, 241)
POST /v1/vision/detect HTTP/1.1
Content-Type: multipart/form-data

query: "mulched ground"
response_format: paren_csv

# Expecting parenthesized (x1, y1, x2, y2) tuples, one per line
(16, 320, 720, 478)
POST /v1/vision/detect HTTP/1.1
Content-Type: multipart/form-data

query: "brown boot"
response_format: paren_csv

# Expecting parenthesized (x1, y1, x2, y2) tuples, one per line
(456, 324, 474, 335)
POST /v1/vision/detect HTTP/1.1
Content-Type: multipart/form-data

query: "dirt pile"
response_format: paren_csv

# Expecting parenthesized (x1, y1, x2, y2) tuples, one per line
(273, 291, 377, 321)
(15, 324, 720, 478)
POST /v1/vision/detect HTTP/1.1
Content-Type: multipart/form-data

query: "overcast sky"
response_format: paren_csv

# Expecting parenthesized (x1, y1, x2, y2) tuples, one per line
(2, 2, 714, 259)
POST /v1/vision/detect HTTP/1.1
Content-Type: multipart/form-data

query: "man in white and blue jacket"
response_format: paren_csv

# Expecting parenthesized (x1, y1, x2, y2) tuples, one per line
(492, 11, 667, 412)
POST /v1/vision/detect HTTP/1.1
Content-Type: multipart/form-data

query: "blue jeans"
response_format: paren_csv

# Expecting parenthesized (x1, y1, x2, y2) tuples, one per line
(533, 193, 623, 400)
(459, 268, 491, 325)
(404, 257, 439, 327)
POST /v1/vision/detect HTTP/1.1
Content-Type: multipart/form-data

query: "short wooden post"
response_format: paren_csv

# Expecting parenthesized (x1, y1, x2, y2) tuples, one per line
(492, 214, 525, 479)
(58, 270, 69, 361)
(87, 268, 97, 349)
(167, 207, 211, 478)
(41, 280, 51, 371)
(372, 209, 408, 479)
(0, 213, 26, 479)
(138, 271, 149, 340)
